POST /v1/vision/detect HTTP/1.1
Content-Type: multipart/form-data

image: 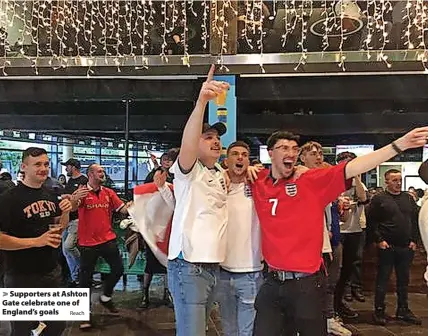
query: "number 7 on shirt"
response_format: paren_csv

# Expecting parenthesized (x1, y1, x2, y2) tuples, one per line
(269, 198, 278, 216)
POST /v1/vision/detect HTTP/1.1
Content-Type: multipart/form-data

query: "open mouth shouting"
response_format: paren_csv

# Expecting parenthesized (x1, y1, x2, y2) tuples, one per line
(283, 160, 294, 170)
(232, 162, 246, 175)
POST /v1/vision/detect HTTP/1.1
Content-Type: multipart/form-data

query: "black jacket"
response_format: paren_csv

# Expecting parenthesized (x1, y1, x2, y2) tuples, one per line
(367, 191, 419, 247)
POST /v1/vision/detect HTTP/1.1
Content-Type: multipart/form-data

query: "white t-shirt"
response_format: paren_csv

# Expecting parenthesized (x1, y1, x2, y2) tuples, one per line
(322, 204, 333, 254)
(221, 182, 263, 273)
(418, 201, 428, 285)
(168, 160, 228, 263)
(322, 217, 333, 253)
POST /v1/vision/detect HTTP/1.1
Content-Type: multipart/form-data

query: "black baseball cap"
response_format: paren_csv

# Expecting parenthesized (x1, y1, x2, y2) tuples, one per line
(202, 122, 227, 136)
(61, 158, 81, 169)
(419, 159, 428, 184)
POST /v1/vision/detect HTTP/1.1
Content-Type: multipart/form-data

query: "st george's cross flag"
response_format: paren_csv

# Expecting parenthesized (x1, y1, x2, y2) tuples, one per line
(127, 183, 174, 267)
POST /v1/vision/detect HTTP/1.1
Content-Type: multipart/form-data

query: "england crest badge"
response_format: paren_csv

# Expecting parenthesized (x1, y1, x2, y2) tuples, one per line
(285, 183, 297, 197)
(244, 184, 252, 198)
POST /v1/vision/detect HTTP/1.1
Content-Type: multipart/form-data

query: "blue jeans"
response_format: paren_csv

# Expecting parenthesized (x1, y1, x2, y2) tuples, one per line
(167, 258, 219, 336)
(217, 269, 263, 336)
(62, 219, 80, 282)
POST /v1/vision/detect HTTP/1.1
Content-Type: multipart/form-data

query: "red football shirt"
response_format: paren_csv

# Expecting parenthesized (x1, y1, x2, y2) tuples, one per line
(252, 162, 350, 273)
(78, 186, 124, 247)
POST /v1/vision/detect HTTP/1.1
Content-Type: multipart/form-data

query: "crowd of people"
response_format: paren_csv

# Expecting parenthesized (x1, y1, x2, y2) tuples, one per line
(0, 65, 427, 336)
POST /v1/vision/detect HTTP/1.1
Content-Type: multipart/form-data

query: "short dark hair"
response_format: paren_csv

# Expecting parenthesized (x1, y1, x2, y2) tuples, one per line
(266, 131, 300, 150)
(251, 159, 262, 165)
(227, 141, 250, 154)
(385, 168, 401, 179)
(336, 151, 357, 163)
(22, 147, 48, 162)
(0, 172, 12, 181)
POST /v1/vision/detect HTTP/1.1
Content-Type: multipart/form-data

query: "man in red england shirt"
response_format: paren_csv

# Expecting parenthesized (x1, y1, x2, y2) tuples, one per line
(251, 127, 428, 336)
(75, 163, 131, 330)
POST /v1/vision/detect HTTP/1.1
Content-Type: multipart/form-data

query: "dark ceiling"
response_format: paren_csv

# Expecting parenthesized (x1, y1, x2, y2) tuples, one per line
(0, 74, 427, 147)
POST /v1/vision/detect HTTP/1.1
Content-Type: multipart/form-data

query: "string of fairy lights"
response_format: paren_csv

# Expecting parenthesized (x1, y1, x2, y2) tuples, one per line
(0, 0, 427, 75)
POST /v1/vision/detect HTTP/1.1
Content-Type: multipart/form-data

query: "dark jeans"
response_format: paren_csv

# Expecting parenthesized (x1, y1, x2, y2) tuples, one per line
(323, 244, 343, 319)
(335, 232, 362, 309)
(349, 229, 366, 289)
(79, 240, 123, 297)
(4, 266, 66, 336)
(374, 246, 414, 310)
(253, 272, 327, 336)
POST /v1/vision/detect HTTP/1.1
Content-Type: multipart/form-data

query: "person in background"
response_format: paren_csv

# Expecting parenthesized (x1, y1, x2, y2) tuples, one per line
(251, 159, 264, 170)
(368, 168, 421, 326)
(140, 150, 176, 309)
(15, 170, 24, 185)
(376, 186, 384, 194)
(43, 175, 64, 196)
(145, 153, 174, 183)
(58, 174, 67, 187)
(60, 158, 88, 287)
(75, 163, 132, 330)
(0, 159, 7, 174)
(0, 172, 15, 195)
(0, 147, 74, 336)
(150, 153, 160, 170)
(300, 141, 351, 336)
(334, 151, 368, 319)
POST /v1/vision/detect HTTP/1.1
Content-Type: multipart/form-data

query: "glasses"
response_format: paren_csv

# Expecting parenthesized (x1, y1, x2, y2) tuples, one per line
(272, 145, 300, 154)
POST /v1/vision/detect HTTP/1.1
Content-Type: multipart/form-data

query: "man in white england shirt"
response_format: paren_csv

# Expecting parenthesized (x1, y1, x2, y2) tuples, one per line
(167, 65, 230, 336)
(217, 141, 263, 336)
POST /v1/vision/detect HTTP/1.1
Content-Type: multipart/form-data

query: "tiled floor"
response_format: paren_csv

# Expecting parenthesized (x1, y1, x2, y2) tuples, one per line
(63, 275, 428, 336)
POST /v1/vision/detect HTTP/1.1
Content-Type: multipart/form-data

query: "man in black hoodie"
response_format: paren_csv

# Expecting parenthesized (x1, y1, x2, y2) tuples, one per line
(368, 168, 421, 326)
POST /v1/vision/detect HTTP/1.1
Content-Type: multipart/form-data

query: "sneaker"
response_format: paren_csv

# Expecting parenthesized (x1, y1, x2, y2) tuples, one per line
(79, 316, 94, 331)
(92, 280, 102, 289)
(373, 308, 386, 326)
(99, 298, 119, 314)
(68, 281, 79, 288)
(139, 292, 149, 309)
(327, 318, 352, 336)
(344, 286, 353, 302)
(351, 287, 365, 302)
(337, 302, 358, 319)
(334, 315, 345, 326)
(31, 322, 47, 336)
(396, 308, 422, 325)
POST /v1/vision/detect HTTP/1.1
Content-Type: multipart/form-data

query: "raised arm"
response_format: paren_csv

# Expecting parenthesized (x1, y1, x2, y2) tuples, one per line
(345, 126, 428, 179)
(178, 65, 229, 171)
(154, 170, 176, 211)
(354, 176, 367, 203)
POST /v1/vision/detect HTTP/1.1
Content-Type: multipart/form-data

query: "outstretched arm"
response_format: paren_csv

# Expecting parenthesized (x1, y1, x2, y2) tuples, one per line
(345, 127, 428, 179)
(178, 65, 229, 172)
